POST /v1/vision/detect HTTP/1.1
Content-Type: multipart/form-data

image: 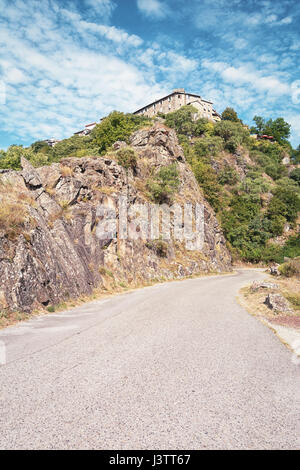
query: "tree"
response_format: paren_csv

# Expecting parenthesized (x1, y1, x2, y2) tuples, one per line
(165, 105, 197, 136)
(221, 107, 240, 122)
(147, 164, 180, 203)
(252, 116, 291, 144)
(252, 116, 265, 134)
(292, 145, 300, 164)
(92, 111, 150, 154)
(290, 168, 300, 185)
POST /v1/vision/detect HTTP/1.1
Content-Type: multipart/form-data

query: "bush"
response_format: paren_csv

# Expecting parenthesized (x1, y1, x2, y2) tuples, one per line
(116, 147, 137, 169)
(193, 136, 224, 158)
(146, 239, 168, 257)
(225, 136, 240, 153)
(279, 258, 300, 278)
(214, 120, 249, 144)
(93, 111, 150, 154)
(165, 105, 198, 136)
(148, 164, 180, 203)
(192, 160, 221, 210)
(272, 187, 300, 223)
(218, 166, 238, 186)
(290, 168, 300, 185)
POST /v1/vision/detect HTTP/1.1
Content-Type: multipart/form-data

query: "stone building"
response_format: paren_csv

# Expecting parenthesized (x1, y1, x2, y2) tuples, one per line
(74, 122, 97, 137)
(133, 88, 221, 122)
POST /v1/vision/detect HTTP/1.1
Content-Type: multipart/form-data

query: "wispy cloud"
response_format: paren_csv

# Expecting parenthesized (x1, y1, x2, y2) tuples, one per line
(137, 0, 169, 19)
(0, 0, 299, 147)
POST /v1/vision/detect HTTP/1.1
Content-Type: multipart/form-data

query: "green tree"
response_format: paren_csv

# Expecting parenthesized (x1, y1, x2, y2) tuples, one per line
(92, 111, 150, 154)
(290, 168, 300, 185)
(221, 107, 240, 122)
(148, 164, 180, 203)
(165, 105, 197, 136)
(252, 116, 291, 143)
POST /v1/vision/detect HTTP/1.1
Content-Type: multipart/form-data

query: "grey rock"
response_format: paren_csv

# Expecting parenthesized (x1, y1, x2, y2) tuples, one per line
(264, 294, 293, 314)
(0, 125, 232, 313)
(251, 281, 279, 292)
(270, 264, 280, 276)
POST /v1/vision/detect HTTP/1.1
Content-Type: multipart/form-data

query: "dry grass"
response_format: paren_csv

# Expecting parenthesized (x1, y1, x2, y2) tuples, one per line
(239, 275, 300, 321)
(0, 181, 37, 240)
(60, 165, 74, 178)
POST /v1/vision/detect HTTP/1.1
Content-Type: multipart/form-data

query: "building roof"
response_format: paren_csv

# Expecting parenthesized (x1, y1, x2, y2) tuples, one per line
(133, 90, 213, 114)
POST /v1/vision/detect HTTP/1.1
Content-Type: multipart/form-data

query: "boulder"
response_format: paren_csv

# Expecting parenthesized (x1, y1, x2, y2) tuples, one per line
(270, 264, 280, 276)
(251, 281, 279, 292)
(264, 294, 293, 314)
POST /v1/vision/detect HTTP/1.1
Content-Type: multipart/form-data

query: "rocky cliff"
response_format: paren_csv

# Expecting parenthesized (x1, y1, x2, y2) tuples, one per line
(0, 124, 231, 313)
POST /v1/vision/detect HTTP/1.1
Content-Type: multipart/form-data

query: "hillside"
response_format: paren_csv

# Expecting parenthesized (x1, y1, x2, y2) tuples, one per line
(0, 107, 299, 315)
(0, 124, 231, 315)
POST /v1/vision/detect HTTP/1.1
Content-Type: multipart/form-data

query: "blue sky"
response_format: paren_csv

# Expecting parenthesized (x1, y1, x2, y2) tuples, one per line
(0, 0, 299, 149)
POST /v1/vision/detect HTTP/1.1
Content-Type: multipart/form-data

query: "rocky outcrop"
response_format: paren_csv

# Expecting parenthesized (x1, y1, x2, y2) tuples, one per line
(0, 124, 231, 313)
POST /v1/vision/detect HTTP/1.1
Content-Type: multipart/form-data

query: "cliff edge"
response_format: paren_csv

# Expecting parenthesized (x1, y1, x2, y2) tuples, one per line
(0, 124, 231, 313)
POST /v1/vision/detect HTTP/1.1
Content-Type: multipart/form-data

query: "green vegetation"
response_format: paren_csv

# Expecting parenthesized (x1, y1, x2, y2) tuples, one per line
(93, 111, 150, 154)
(0, 111, 150, 170)
(162, 106, 300, 263)
(116, 147, 137, 169)
(290, 168, 300, 185)
(251, 115, 291, 144)
(221, 107, 241, 123)
(278, 257, 300, 278)
(0, 105, 299, 266)
(147, 163, 180, 203)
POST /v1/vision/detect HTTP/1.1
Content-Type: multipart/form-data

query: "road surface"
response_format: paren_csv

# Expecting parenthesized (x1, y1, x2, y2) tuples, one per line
(0, 269, 299, 449)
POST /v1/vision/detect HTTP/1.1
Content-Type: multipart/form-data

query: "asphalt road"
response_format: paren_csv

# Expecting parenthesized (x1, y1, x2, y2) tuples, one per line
(0, 269, 299, 450)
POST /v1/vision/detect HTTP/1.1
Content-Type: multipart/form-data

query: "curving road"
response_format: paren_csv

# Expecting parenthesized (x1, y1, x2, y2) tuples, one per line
(0, 269, 299, 450)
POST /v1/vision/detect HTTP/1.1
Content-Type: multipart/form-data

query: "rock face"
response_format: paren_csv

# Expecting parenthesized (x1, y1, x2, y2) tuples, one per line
(0, 124, 232, 313)
(264, 294, 293, 314)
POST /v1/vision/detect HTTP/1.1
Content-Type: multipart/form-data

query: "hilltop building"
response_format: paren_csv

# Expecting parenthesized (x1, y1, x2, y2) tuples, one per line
(133, 89, 221, 122)
(74, 122, 97, 137)
(44, 138, 60, 147)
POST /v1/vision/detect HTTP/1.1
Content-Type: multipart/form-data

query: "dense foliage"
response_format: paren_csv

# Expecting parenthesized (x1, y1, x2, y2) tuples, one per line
(0, 112, 150, 170)
(147, 164, 180, 203)
(0, 106, 299, 265)
(251, 115, 291, 144)
(164, 106, 299, 263)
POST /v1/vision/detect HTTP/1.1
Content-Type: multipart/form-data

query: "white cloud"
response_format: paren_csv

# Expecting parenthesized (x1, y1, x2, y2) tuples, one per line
(202, 60, 291, 96)
(0, 0, 167, 143)
(83, 0, 116, 18)
(137, 0, 169, 19)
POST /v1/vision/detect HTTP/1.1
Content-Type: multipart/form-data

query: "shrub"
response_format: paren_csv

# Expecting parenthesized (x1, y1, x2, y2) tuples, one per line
(192, 160, 221, 210)
(165, 105, 197, 136)
(92, 111, 150, 154)
(272, 187, 300, 223)
(148, 164, 180, 203)
(290, 168, 300, 185)
(193, 136, 224, 158)
(214, 120, 249, 144)
(218, 166, 238, 186)
(278, 258, 300, 278)
(225, 136, 240, 153)
(116, 147, 137, 169)
(146, 239, 168, 257)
